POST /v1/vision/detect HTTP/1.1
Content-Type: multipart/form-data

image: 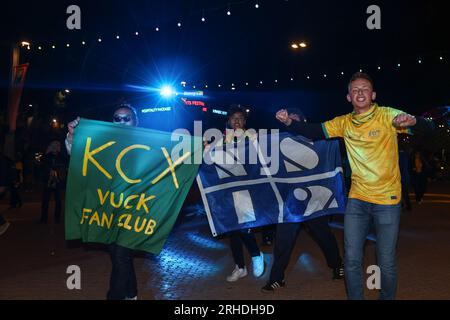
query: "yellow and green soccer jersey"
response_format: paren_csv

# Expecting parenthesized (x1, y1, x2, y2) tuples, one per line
(322, 103, 409, 205)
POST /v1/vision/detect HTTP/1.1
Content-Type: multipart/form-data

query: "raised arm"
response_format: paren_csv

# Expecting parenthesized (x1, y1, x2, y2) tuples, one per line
(392, 113, 435, 135)
(276, 109, 326, 140)
(65, 117, 80, 155)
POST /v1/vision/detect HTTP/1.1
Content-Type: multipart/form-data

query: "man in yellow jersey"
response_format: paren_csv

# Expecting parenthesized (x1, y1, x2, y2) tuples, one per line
(275, 72, 433, 299)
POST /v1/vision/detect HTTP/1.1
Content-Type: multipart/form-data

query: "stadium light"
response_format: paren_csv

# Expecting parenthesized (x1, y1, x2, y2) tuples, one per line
(160, 86, 175, 98)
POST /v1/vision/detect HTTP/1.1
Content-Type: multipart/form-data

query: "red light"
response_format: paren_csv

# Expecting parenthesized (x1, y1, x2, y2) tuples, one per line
(202, 108, 208, 112)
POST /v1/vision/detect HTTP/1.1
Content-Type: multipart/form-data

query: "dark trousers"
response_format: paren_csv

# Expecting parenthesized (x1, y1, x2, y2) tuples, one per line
(269, 216, 341, 283)
(107, 243, 137, 300)
(9, 186, 22, 207)
(0, 214, 6, 225)
(229, 229, 260, 268)
(401, 182, 411, 209)
(412, 172, 427, 202)
(40, 187, 62, 222)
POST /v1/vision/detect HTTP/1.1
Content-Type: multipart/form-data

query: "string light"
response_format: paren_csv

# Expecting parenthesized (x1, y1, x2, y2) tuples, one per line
(255, 1, 260, 9)
(116, 35, 120, 39)
(135, 31, 139, 36)
(202, 9, 206, 22)
(66, 43, 70, 47)
(227, 3, 231, 15)
(82, 41, 86, 45)
(155, 27, 160, 31)
(38, 46, 42, 50)
(98, 38, 102, 42)
(52, 45, 56, 49)
(177, 22, 182, 27)
(378, 66, 381, 70)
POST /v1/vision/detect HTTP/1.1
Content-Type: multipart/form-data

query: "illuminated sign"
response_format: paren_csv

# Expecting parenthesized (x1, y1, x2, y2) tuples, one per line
(181, 98, 205, 107)
(182, 91, 204, 97)
(212, 109, 227, 115)
(141, 107, 172, 113)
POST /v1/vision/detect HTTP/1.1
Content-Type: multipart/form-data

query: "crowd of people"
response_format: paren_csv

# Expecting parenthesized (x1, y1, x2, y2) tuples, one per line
(0, 72, 437, 300)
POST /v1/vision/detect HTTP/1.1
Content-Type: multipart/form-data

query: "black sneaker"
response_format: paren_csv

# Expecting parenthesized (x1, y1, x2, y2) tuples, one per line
(332, 262, 344, 280)
(261, 280, 285, 293)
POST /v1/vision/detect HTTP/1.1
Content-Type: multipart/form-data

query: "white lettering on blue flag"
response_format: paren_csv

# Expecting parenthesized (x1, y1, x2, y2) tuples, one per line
(198, 132, 347, 236)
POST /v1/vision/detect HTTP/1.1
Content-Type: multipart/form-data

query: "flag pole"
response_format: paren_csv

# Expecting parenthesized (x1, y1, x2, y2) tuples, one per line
(3, 43, 20, 159)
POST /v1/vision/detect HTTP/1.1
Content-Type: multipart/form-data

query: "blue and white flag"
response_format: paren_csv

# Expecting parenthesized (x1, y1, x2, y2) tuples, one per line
(197, 132, 346, 236)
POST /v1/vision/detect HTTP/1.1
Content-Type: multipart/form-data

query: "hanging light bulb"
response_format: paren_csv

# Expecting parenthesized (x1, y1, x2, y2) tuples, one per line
(227, 3, 231, 15)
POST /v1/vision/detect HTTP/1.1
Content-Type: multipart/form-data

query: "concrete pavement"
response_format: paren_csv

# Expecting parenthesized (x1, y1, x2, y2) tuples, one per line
(1, 182, 450, 300)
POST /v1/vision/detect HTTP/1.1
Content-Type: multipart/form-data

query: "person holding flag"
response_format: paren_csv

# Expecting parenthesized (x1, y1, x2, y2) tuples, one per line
(261, 108, 344, 293)
(66, 104, 141, 300)
(276, 72, 433, 299)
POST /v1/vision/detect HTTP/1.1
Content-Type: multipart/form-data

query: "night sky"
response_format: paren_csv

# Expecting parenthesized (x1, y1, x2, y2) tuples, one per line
(1, 0, 449, 130)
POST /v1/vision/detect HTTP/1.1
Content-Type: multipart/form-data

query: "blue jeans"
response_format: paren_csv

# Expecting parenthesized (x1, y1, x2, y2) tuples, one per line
(344, 198, 401, 300)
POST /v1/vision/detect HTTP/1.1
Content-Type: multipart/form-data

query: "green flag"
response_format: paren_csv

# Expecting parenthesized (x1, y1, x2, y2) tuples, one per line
(65, 119, 201, 254)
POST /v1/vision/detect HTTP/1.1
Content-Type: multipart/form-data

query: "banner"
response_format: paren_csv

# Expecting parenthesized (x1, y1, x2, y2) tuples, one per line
(65, 119, 202, 254)
(8, 63, 29, 132)
(197, 132, 346, 236)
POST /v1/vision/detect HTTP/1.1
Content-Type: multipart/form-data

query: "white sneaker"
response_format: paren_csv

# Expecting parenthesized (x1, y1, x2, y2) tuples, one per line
(124, 296, 137, 300)
(252, 252, 265, 278)
(226, 265, 247, 282)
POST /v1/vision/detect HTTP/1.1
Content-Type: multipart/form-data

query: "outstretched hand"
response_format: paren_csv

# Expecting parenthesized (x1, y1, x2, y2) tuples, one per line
(276, 109, 293, 126)
(67, 117, 80, 142)
(393, 113, 416, 128)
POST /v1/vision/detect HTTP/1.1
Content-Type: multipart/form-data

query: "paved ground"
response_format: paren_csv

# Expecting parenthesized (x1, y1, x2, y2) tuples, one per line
(1, 182, 450, 300)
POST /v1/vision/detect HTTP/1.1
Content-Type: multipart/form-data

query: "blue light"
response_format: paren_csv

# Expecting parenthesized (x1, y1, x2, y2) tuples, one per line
(160, 86, 175, 97)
